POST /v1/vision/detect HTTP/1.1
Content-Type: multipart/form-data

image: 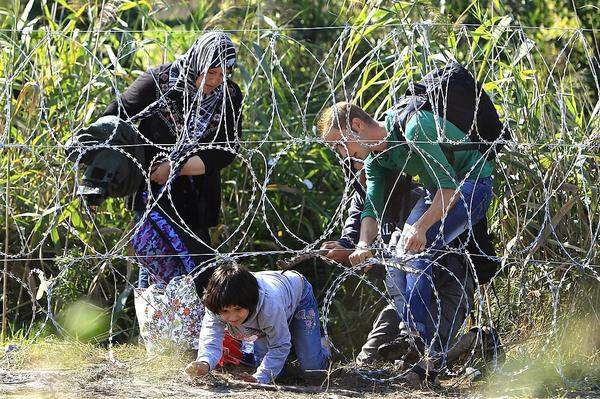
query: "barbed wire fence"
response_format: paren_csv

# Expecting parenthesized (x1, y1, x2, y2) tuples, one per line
(0, 20, 599, 389)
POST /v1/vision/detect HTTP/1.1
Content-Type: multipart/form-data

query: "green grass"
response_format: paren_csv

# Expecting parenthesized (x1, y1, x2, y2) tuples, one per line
(485, 315, 600, 397)
(0, 0, 598, 396)
(6, 336, 192, 380)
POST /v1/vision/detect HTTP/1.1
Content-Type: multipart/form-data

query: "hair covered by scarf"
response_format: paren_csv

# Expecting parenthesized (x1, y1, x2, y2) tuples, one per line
(128, 31, 238, 167)
(169, 31, 237, 94)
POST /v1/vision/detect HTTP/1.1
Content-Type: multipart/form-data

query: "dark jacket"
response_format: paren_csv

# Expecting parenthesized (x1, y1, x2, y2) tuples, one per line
(103, 63, 243, 229)
(66, 115, 146, 202)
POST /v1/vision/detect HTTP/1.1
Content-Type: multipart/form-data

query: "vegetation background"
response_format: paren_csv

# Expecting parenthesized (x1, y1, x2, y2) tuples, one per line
(0, 0, 598, 396)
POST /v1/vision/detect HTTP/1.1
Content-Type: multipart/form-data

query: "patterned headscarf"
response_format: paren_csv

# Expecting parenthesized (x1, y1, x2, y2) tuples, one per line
(168, 31, 236, 94)
(130, 32, 237, 162)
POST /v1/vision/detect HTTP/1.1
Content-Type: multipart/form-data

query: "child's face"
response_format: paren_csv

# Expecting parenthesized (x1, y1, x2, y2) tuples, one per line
(219, 305, 249, 327)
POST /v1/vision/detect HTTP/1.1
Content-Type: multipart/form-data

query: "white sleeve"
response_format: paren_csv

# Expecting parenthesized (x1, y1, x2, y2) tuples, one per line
(252, 304, 292, 384)
(195, 310, 225, 370)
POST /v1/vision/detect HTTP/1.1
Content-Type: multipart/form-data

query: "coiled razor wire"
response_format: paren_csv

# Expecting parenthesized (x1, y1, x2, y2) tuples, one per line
(0, 20, 599, 389)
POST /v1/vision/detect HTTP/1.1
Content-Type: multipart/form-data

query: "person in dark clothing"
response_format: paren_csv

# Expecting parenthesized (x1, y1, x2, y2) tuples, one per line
(103, 32, 243, 290)
(320, 164, 494, 369)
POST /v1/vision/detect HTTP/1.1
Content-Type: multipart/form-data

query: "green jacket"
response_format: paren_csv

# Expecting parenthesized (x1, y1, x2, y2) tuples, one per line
(362, 110, 493, 220)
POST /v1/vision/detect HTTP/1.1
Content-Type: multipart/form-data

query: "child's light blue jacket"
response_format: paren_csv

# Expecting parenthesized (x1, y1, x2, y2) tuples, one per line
(196, 270, 304, 383)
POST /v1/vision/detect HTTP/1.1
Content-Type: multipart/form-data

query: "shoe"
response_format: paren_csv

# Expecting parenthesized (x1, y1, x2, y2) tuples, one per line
(402, 364, 439, 388)
(377, 331, 424, 362)
(378, 336, 411, 361)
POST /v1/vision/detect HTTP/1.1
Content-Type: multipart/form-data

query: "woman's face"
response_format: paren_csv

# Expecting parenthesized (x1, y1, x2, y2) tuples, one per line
(195, 67, 227, 94)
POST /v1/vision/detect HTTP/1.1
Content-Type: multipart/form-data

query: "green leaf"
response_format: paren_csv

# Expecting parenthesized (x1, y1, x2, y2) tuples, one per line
(50, 227, 60, 245)
(119, 1, 140, 12)
(17, 0, 35, 31)
(262, 15, 279, 30)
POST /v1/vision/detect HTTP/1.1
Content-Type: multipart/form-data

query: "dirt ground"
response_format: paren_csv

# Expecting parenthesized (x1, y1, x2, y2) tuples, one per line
(1, 339, 598, 399)
(0, 366, 475, 399)
(0, 339, 478, 399)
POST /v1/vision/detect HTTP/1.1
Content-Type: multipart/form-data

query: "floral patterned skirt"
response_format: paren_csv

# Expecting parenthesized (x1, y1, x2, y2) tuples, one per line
(134, 275, 204, 353)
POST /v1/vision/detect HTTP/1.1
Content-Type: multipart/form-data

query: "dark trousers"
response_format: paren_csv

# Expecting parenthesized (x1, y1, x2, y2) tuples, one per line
(357, 254, 475, 364)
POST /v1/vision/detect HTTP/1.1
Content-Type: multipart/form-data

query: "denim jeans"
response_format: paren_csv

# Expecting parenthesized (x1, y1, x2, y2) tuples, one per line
(385, 264, 407, 321)
(397, 177, 493, 343)
(357, 254, 475, 364)
(254, 278, 329, 375)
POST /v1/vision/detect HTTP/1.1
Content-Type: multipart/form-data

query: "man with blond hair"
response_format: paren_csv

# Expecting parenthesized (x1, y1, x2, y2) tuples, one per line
(317, 100, 494, 383)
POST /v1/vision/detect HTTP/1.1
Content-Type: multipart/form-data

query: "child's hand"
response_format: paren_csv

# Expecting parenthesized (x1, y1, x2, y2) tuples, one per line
(185, 361, 210, 378)
(236, 372, 258, 383)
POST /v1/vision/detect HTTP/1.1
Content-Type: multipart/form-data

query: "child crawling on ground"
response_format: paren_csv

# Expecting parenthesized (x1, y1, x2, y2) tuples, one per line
(185, 262, 330, 384)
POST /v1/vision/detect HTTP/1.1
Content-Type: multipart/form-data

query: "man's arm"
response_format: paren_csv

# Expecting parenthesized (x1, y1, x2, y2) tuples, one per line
(348, 216, 380, 266)
(360, 155, 386, 223)
(402, 111, 460, 252)
(348, 156, 386, 266)
(403, 188, 459, 252)
(321, 190, 364, 264)
(414, 188, 459, 231)
(339, 190, 365, 247)
(358, 216, 379, 248)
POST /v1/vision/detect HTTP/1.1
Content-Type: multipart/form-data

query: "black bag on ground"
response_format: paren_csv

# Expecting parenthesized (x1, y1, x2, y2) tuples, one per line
(66, 116, 146, 206)
(394, 61, 509, 159)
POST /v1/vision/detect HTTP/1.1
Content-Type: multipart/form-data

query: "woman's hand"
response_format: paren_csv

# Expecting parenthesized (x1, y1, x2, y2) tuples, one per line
(185, 361, 210, 378)
(321, 241, 353, 264)
(349, 247, 374, 267)
(150, 162, 172, 185)
(179, 156, 206, 176)
(402, 224, 427, 253)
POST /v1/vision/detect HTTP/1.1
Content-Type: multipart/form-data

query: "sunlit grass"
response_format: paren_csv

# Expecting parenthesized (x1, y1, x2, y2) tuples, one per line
(6, 336, 193, 383)
(485, 317, 600, 398)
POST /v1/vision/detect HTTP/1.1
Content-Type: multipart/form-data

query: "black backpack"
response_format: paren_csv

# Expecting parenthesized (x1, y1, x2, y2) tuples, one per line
(394, 62, 509, 159)
(66, 116, 146, 207)
(393, 62, 503, 284)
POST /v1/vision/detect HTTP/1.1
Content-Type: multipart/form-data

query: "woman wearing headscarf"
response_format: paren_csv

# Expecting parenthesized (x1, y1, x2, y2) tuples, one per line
(103, 32, 243, 291)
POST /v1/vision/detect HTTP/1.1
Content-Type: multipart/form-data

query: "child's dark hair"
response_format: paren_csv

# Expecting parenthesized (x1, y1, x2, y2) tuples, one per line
(202, 262, 259, 316)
